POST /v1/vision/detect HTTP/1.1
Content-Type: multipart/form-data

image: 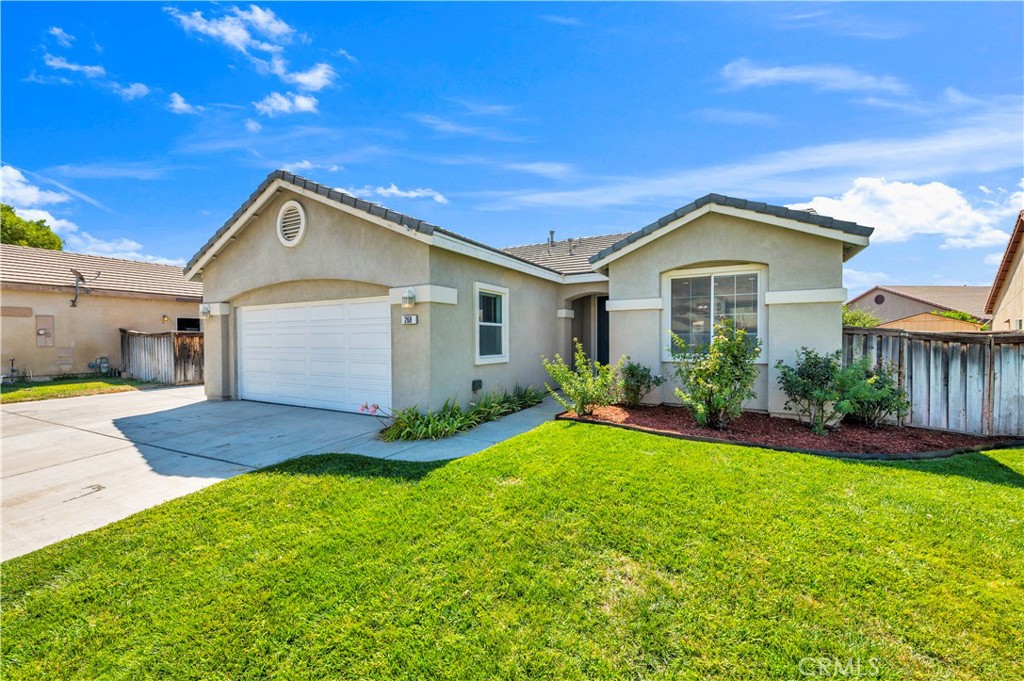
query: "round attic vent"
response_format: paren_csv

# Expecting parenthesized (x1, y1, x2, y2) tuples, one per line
(277, 200, 306, 247)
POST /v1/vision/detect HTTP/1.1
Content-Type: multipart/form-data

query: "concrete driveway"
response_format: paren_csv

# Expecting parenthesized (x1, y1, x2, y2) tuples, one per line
(2, 386, 560, 560)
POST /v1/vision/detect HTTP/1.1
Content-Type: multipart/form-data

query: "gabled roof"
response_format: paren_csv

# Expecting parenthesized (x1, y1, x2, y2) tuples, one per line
(848, 285, 991, 320)
(185, 170, 571, 281)
(985, 211, 1024, 315)
(0, 244, 202, 300)
(590, 193, 874, 269)
(502, 233, 631, 275)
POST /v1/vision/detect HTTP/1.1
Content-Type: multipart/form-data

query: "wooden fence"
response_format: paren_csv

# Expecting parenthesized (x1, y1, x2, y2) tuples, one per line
(120, 329, 204, 385)
(842, 327, 1024, 436)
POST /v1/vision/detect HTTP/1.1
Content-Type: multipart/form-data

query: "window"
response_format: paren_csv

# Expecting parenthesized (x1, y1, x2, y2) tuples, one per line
(177, 317, 201, 332)
(474, 283, 509, 364)
(662, 266, 765, 361)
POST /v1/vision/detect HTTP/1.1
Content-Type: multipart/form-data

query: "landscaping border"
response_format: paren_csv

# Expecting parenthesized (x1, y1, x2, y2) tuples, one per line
(554, 413, 1024, 461)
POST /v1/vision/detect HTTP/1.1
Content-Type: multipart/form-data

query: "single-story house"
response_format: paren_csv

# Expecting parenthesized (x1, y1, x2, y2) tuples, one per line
(0, 244, 203, 377)
(847, 285, 991, 325)
(185, 170, 874, 415)
(877, 312, 984, 333)
(985, 210, 1023, 331)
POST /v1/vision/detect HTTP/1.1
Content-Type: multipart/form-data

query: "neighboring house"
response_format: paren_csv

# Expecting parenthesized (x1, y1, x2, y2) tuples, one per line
(185, 170, 873, 415)
(877, 312, 984, 333)
(847, 285, 991, 325)
(1, 244, 203, 377)
(985, 211, 1024, 331)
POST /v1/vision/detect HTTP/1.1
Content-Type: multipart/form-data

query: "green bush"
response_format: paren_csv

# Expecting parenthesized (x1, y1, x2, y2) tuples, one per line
(935, 309, 980, 324)
(775, 348, 860, 435)
(542, 339, 624, 416)
(842, 305, 882, 328)
(844, 358, 910, 428)
(620, 359, 665, 407)
(776, 350, 912, 435)
(671, 319, 761, 429)
(366, 385, 546, 442)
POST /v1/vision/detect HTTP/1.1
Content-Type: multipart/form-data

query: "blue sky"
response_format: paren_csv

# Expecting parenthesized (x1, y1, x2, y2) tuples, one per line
(2, 2, 1021, 294)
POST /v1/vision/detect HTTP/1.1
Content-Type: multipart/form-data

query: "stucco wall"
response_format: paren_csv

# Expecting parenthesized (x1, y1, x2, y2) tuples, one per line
(198, 189, 432, 403)
(1, 288, 200, 377)
(990, 246, 1024, 330)
(426, 249, 562, 407)
(605, 212, 845, 413)
(849, 288, 938, 323)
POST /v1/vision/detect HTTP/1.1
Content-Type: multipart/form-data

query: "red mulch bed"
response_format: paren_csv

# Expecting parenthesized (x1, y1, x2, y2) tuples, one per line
(563, 404, 1014, 457)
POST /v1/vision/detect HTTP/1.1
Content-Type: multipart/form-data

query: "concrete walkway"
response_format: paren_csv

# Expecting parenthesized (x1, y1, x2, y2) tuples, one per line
(2, 386, 561, 560)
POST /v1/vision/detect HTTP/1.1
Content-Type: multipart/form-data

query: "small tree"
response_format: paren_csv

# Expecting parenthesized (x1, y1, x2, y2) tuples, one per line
(542, 339, 624, 416)
(1, 204, 63, 250)
(842, 305, 882, 328)
(671, 319, 761, 429)
(620, 359, 666, 408)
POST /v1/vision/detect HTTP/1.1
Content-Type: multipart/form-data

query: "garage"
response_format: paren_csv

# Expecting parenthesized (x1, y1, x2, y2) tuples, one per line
(237, 298, 392, 413)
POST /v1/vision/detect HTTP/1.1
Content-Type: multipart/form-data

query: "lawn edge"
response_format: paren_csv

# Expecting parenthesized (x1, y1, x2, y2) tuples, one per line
(554, 413, 1024, 461)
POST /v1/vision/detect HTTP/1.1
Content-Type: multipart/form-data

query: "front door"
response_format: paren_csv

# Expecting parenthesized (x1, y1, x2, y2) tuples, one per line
(597, 295, 610, 365)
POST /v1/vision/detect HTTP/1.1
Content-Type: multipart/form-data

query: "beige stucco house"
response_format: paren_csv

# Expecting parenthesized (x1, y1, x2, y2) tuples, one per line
(1, 244, 203, 377)
(185, 170, 873, 415)
(847, 285, 991, 325)
(985, 211, 1024, 331)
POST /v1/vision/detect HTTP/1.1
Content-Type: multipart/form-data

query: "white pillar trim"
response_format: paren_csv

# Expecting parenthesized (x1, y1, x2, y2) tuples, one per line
(605, 298, 663, 311)
(388, 284, 459, 305)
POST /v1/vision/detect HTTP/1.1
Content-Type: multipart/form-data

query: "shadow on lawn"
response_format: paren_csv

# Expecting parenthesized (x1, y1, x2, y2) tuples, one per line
(258, 452, 449, 483)
(857, 450, 1024, 490)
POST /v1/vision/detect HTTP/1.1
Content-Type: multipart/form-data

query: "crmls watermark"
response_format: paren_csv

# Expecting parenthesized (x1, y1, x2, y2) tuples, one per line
(798, 657, 881, 677)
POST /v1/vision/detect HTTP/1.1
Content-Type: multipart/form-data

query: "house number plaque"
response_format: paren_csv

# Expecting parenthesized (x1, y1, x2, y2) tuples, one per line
(401, 314, 419, 325)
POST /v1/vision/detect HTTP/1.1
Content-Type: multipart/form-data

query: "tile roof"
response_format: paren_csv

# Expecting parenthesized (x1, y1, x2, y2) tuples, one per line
(857, 285, 993, 320)
(1, 244, 202, 300)
(501, 233, 632, 275)
(985, 211, 1024, 314)
(187, 170, 441, 271)
(590, 193, 875, 264)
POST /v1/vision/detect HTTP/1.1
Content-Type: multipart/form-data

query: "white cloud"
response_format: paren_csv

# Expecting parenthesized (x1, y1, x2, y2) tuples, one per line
(268, 56, 335, 91)
(341, 183, 449, 205)
(696, 108, 778, 126)
(168, 92, 204, 114)
(245, 118, 262, 132)
(776, 9, 916, 40)
(788, 177, 1023, 249)
(281, 160, 339, 173)
(984, 252, 1005, 266)
(1, 166, 70, 206)
(409, 114, 521, 142)
(721, 58, 906, 93)
(164, 5, 286, 55)
(112, 82, 150, 101)
(48, 162, 168, 180)
(454, 99, 514, 116)
(253, 91, 318, 116)
(503, 97, 1023, 210)
(335, 48, 357, 63)
(843, 268, 893, 296)
(43, 53, 105, 78)
(503, 162, 574, 180)
(48, 26, 75, 48)
(539, 15, 582, 27)
(2, 166, 181, 263)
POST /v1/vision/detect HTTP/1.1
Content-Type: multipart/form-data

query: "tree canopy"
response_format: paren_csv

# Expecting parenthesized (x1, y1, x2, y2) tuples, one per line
(1, 203, 64, 250)
(842, 305, 882, 328)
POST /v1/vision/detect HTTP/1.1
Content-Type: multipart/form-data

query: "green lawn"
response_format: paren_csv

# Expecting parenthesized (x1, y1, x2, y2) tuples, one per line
(2, 422, 1021, 680)
(0, 376, 149, 403)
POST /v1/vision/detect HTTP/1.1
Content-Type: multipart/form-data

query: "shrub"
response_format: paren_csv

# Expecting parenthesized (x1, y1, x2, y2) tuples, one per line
(935, 309, 980, 324)
(365, 385, 547, 442)
(671, 319, 761, 430)
(842, 305, 882, 328)
(844, 358, 910, 428)
(775, 348, 860, 435)
(542, 339, 624, 416)
(620, 359, 665, 407)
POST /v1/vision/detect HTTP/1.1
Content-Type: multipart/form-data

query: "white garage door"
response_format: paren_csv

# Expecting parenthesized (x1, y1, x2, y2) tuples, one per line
(237, 299, 391, 413)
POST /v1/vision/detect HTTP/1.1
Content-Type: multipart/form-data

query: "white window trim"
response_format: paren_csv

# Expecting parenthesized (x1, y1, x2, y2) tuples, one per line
(660, 264, 768, 364)
(474, 282, 509, 365)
